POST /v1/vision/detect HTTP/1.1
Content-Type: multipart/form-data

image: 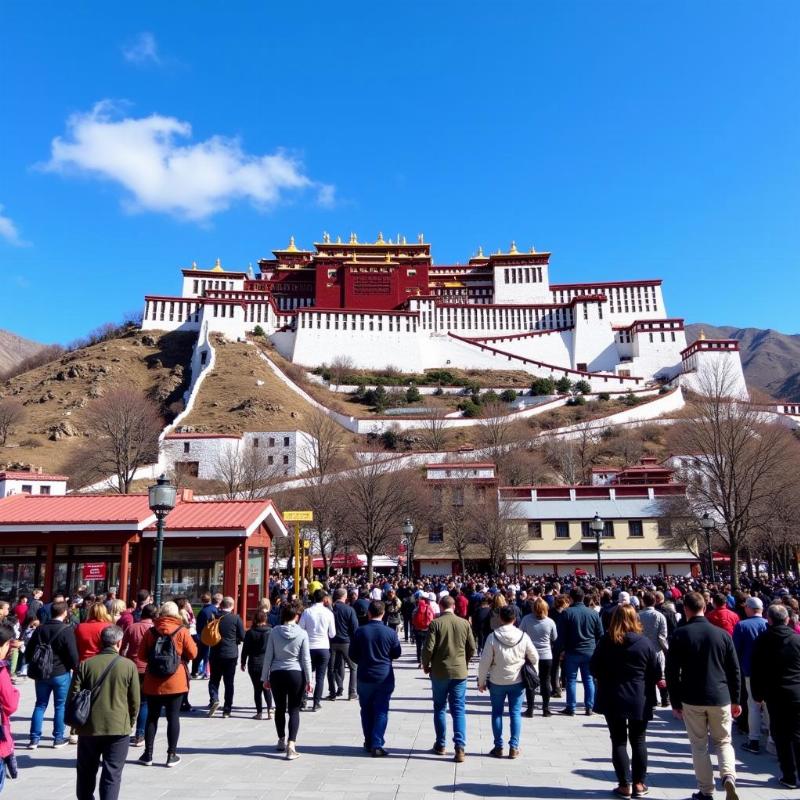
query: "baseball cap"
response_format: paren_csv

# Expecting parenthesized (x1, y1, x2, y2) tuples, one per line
(745, 597, 763, 610)
(619, 591, 631, 604)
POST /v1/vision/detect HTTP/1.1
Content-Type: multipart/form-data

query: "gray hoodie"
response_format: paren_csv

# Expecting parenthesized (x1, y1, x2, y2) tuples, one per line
(261, 622, 312, 683)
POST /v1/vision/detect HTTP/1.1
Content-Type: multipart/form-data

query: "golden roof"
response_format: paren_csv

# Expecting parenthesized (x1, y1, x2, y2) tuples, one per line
(509, 240, 519, 254)
(212, 258, 223, 272)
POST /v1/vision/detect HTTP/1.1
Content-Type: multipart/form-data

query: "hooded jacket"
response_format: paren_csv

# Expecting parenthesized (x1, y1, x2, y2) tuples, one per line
(261, 623, 311, 683)
(138, 616, 197, 696)
(478, 624, 538, 687)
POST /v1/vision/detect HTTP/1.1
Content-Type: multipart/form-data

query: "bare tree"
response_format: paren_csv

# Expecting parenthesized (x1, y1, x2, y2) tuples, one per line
(543, 422, 598, 484)
(669, 361, 798, 588)
(213, 440, 244, 500)
(340, 460, 413, 580)
(477, 401, 513, 457)
(419, 408, 449, 452)
(472, 490, 516, 573)
(330, 355, 355, 387)
(0, 399, 24, 446)
(70, 387, 162, 493)
(654, 494, 704, 560)
(238, 445, 286, 499)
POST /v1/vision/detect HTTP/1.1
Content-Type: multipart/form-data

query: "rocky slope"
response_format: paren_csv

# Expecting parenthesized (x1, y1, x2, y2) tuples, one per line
(0, 329, 46, 375)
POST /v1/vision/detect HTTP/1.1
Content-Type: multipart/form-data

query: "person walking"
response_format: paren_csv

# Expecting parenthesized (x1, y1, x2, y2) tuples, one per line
(120, 603, 156, 747)
(0, 625, 20, 785)
(350, 600, 402, 757)
(478, 604, 538, 760)
(71, 625, 139, 800)
(207, 596, 245, 718)
(299, 589, 336, 711)
(665, 591, 741, 800)
(590, 604, 661, 798)
(26, 599, 78, 749)
(262, 601, 312, 760)
(421, 595, 477, 762)
(732, 597, 768, 754)
(519, 597, 556, 717)
(638, 591, 669, 709)
(137, 601, 197, 767)
(559, 587, 603, 716)
(750, 603, 800, 790)
(241, 609, 273, 720)
(384, 589, 403, 637)
(472, 595, 491, 656)
(75, 601, 113, 663)
(327, 588, 359, 701)
(706, 593, 740, 637)
(412, 594, 435, 666)
(193, 592, 220, 680)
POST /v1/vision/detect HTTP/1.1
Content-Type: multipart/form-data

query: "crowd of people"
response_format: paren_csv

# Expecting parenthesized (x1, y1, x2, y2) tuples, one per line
(0, 569, 797, 800)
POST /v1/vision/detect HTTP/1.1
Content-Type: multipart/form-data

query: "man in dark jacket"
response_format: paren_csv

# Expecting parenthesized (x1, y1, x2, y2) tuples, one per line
(71, 625, 139, 800)
(558, 587, 603, 716)
(207, 596, 245, 718)
(750, 603, 800, 790)
(26, 599, 79, 748)
(327, 588, 359, 701)
(350, 601, 401, 758)
(666, 591, 741, 800)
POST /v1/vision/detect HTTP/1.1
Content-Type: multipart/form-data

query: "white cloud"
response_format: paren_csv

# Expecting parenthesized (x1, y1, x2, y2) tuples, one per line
(122, 32, 161, 65)
(42, 101, 330, 221)
(0, 205, 28, 247)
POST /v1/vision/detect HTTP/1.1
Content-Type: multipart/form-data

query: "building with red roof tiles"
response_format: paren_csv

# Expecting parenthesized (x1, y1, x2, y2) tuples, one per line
(0, 489, 287, 619)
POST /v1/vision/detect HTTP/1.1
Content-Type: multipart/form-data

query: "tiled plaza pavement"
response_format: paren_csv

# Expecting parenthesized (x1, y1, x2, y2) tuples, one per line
(10, 641, 793, 800)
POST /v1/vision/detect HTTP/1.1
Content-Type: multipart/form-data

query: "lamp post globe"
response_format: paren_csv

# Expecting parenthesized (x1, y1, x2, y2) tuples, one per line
(148, 474, 177, 607)
(590, 512, 604, 580)
(402, 518, 414, 581)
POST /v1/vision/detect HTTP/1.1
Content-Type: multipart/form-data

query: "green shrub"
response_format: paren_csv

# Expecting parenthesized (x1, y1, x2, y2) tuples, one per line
(406, 384, 421, 403)
(622, 390, 639, 407)
(381, 429, 399, 449)
(458, 399, 481, 418)
(433, 385, 444, 396)
(500, 388, 518, 402)
(598, 391, 611, 401)
(530, 377, 555, 396)
(481, 390, 499, 404)
(251, 325, 265, 337)
(555, 376, 573, 394)
(574, 379, 591, 395)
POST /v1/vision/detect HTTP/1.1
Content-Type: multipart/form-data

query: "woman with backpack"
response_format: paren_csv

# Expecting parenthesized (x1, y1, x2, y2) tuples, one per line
(137, 601, 197, 768)
(241, 608, 273, 720)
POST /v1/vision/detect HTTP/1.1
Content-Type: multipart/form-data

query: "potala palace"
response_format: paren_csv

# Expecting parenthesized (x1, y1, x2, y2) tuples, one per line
(142, 233, 747, 395)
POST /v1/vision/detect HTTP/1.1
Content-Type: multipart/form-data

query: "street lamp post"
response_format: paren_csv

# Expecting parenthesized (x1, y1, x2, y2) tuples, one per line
(148, 474, 177, 608)
(700, 512, 716, 583)
(402, 518, 414, 581)
(590, 512, 604, 580)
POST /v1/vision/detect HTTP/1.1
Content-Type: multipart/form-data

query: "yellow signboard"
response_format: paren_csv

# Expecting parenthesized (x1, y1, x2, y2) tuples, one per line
(283, 510, 313, 522)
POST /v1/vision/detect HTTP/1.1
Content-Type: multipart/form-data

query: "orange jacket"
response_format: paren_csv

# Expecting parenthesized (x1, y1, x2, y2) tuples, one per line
(138, 617, 197, 696)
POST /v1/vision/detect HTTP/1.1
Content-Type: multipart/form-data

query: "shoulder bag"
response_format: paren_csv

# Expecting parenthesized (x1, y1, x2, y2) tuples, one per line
(65, 656, 121, 728)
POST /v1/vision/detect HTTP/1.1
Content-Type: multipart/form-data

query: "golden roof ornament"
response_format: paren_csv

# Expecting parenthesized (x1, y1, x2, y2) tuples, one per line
(350, 232, 358, 244)
(529, 245, 537, 253)
(376, 231, 384, 244)
(476, 246, 484, 258)
(212, 257, 223, 272)
(698, 328, 707, 340)
(191, 260, 198, 270)
(285, 235, 298, 253)
(322, 231, 330, 243)
(509, 240, 519, 254)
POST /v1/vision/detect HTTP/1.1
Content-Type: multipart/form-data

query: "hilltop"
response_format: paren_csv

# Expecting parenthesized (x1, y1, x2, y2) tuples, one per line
(687, 323, 800, 401)
(0, 330, 195, 474)
(0, 329, 46, 375)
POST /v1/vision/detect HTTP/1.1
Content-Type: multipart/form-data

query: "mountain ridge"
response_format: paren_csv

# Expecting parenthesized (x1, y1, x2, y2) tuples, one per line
(0, 329, 46, 375)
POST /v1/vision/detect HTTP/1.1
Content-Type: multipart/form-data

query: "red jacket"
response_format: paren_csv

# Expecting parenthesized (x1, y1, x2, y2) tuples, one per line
(0, 663, 20, 758)
(706, 607, 740, 637)
(121, 619, 154, 674)
(75, 620, 111, 662)
(455, 595, 469, 619)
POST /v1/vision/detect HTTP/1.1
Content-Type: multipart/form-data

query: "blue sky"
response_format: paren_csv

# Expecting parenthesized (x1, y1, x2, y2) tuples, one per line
(2, 2, 799, 343)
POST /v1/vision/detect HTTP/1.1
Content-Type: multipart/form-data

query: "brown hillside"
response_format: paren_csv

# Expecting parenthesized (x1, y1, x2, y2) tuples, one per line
(0, 329, 46, 375)
(0, 331, 195, 474)
(179, 337, 320, 434)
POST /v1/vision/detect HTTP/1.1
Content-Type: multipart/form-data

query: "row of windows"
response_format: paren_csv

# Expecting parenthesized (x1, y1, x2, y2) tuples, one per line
(431, 305, 575, 332)
(182, 436, 290, 455)
(193, 279, 236, 294)
(20, 485, 51, 495)
(298, 313, 417, 332)
(146, 300, 200, 325)
(503, 266, 543, 284)
(526, 520, 645, 539)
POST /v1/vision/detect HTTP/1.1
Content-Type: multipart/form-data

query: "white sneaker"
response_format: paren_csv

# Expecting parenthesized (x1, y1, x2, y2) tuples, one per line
(285, 742, 299, 760)
(68, 734, 78, 745)
(276, 738, 286, 752)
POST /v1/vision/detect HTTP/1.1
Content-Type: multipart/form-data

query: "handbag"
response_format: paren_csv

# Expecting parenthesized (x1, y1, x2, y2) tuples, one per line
(65, 656, 120, 728)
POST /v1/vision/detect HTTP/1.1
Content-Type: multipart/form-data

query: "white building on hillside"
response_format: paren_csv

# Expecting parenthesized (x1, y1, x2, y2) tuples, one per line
(162, 431, 318, 482)
(0, 470, 68, 497)
(141, 234, 747, 395)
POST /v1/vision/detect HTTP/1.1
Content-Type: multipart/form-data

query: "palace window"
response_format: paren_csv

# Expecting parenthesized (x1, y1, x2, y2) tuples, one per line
(603, 521, 615, 538)
(253, 438, 259, 448)
(528, 521, 542, 539)
(21, 485, 32, 494)
(657, 519, 671, 538)
(283, 437, 290, 447)
(39, 485, 50, 495)
(283, 455, 289, 465)
(267, 455, 274, 465)
(555, 521, 570, 539)
(183, 442, 190, 454)
(428, 526, 444, 544)
(269, 437, 275, 447)
(628, 520, 644, 538)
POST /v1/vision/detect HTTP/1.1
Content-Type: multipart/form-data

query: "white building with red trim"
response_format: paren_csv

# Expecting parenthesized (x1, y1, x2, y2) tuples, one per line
(140, 235, 745, 393)
(0, 470, 68, 498)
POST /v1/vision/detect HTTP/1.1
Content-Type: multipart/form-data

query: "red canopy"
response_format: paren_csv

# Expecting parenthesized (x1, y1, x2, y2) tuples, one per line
(312, 553, 364, 569)
(574, 568, 588, 576)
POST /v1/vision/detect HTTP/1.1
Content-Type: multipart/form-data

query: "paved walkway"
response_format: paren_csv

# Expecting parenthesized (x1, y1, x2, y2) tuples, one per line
(10, 642, 793, 799)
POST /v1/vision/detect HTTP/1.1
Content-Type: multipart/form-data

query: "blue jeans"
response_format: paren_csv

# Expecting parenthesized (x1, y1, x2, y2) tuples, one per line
(135, 674, 148, 737)
(30, 672, 71, 743)
(431, 677, 467, 749)
(357, 679, 393, 749)
(565, 651, 595, 712)
(489, 681, 525, 749)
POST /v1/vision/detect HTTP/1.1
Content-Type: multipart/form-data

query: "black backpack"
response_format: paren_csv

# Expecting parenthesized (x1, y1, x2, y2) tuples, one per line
(30, 624, 67, 680)
(147, 627, 181, 677)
